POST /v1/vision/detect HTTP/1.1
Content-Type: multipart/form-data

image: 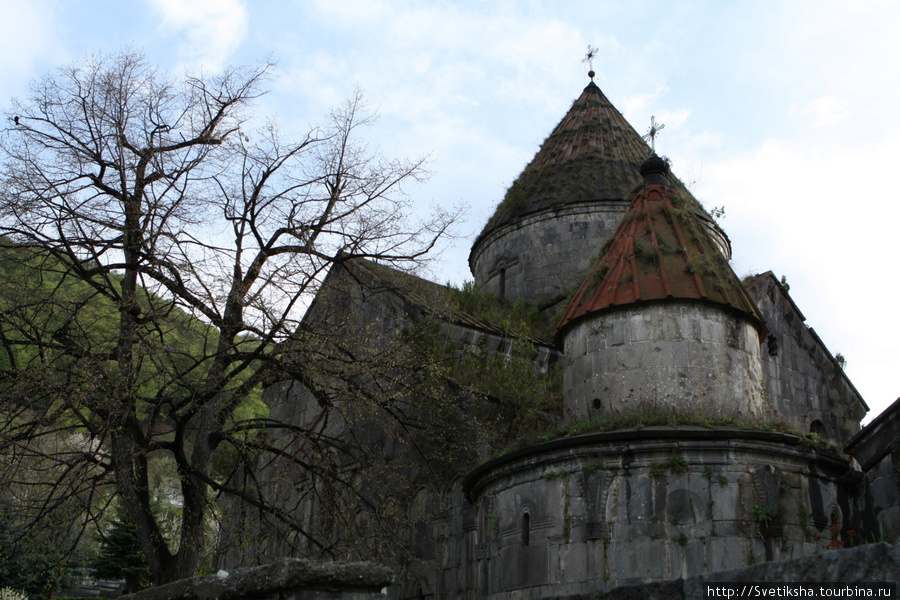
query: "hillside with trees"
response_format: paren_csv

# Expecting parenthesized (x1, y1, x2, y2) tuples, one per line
(0, 49, 460, 588)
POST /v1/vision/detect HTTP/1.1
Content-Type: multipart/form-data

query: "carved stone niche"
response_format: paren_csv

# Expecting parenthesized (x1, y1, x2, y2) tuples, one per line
(580, 469, 611, 540)
(752, 464, 784, 539)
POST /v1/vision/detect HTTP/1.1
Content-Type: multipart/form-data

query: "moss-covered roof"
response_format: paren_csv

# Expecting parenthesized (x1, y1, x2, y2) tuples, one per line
(555, 158, 765, 339)
(345, 259, 555, 346)
(476, 82, 652, 240)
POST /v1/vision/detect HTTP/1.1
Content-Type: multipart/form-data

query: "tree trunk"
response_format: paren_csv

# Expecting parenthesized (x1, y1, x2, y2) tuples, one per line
(111, 434, 173, 584)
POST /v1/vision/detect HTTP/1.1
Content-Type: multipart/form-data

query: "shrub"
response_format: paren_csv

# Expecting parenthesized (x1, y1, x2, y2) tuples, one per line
(0, 589, 29, 600)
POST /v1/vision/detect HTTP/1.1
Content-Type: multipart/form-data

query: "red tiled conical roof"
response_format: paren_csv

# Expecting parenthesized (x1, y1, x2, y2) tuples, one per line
(555, 157, 765, 338)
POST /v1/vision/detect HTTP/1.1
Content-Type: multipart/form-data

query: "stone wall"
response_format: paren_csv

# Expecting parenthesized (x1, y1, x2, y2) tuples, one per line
(846, 397, 900, 541)
(121, 559, 393, 600)
(747, 273, 866, 447)
(217, 258, 561, 578)
(860, 452, 900, 539)
(585, 543, 899, 600)
(562, 302, 764, 423)
(470, 202, 627, 308)
(224, 262, 883, 600)
(455, 429, 855, 600)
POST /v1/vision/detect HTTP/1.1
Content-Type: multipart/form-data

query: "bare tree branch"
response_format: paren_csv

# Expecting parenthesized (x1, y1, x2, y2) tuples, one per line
(0, 50, 459, 585)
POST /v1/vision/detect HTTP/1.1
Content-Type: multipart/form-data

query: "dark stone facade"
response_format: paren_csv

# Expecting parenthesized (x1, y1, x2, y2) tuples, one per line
(747, 272, 867, 447)
(470, 202, 627, 308)
(223, 79, 900, 600)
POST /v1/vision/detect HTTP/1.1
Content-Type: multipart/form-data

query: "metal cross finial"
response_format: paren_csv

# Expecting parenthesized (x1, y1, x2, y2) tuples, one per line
(582, 45, 597, 79)
(643, 116, 665, 153)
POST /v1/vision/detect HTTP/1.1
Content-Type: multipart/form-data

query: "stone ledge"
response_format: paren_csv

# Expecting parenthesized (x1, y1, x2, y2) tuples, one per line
(464, 427, 847, 502)
(846, 396, 900, 470)
(121, 559, 394, 600)
(570, 543, 900, 600)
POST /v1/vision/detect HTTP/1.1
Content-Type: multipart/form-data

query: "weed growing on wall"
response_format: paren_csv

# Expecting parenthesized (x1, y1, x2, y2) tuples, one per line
(496, 406, 819, 457)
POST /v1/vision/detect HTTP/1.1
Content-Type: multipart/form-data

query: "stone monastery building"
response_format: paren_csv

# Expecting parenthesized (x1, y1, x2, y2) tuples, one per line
(225, 75, 900, 598)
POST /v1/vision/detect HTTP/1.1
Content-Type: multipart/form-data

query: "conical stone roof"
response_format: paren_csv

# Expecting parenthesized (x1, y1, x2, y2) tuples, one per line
(476, 81, 652, 240)
(555, 156, 765, 339)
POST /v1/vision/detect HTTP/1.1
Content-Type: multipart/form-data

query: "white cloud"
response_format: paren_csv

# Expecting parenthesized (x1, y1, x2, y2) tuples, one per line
(655, 108, 691, 129)
(148, 0, 248, 72)
(789, 96, 850, 129)
(682, 131, 725, 154)
(622, 86, 669, 117)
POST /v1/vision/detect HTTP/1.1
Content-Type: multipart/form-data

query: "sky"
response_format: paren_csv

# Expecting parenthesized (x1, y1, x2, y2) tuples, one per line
(1, 0, 897, 422)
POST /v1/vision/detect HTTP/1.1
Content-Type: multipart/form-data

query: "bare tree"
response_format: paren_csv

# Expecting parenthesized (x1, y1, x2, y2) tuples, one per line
(0, 50, 458, 585)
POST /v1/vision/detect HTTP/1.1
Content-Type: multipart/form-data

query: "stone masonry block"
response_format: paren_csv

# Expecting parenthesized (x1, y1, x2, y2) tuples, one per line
(871, 477, 900, 512)
(711, 479, 740, 521)
(706, 536, 748, 573)
(684, 540, 706, 577)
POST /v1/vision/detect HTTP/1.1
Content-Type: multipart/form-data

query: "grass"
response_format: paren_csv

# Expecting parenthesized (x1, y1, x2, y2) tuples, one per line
(649, 463, 668, 478)
(650, 454, 687, 478)
(585, 461, 604, 474)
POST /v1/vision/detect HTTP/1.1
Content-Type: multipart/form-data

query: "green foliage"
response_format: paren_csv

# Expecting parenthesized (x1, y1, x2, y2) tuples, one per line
(672, 533, 688, 547)
(650, 454, 687, 478)
(584, 461, 603, 474)
(0, 242, 266, 582)
(0, 589, 29, 600)
(865, 523, 899, 545)
(0, 244, 268, 415)
(834, 353, 847, 370)
(498, 178, 531, 217)
(418, 303, 563, 455)
(649, 463, 668, 478)
(0, 50, 459, 584)
(0, 242, 267, 421)
(445, 282, 549, 339)
(779, 474, 792, 495)
(752, 504, 773, 522)
(446, 281, 496, 319)
(0, 504, 83, 600)
(666, 454, 688, 473)
(89, 508, 151, 593)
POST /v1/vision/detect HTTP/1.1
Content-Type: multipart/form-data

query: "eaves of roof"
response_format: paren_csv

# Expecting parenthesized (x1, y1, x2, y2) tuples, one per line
(555, 171, 765, 339)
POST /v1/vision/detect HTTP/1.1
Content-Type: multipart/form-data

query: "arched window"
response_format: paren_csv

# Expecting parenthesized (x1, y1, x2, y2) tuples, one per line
(521, 511, 530, 546)
(810, 420, 827, 438)
(828, 506, 844, 548)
